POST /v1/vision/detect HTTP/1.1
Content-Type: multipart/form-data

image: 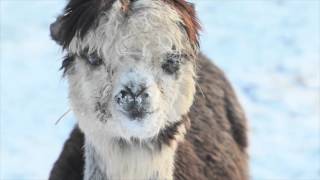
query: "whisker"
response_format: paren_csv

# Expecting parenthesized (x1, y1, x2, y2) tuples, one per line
(55, 109, 71, 125)
(196, 82, 206, 98)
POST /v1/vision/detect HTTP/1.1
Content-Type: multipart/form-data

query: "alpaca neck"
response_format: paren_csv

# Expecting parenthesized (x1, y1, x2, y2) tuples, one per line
(83, 138, 177, 180)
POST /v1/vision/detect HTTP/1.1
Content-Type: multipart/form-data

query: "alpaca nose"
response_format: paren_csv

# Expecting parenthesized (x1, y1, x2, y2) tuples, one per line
(115, 85, 150, 120)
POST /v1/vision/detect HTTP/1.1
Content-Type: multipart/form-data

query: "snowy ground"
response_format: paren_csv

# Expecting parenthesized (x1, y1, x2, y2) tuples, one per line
(1, 0, 319, 179)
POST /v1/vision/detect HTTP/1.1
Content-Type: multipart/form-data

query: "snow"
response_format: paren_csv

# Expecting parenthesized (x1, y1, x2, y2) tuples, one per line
(1, 0, 319, 179)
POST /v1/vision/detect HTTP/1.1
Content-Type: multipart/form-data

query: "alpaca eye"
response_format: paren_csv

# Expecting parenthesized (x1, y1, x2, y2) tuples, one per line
(162, 53, 182, 74)
(87, 53, 103, 66)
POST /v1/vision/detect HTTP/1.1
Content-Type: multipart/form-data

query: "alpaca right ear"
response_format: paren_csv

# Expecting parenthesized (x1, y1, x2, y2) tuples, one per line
(50, 15, 64, 45)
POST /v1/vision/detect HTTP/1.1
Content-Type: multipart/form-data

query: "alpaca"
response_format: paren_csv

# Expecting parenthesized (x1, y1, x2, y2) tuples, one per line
(49, 0, 249, 180)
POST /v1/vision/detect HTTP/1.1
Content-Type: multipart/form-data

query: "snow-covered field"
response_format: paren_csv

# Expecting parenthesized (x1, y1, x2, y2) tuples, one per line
(1, 0, 319, 179)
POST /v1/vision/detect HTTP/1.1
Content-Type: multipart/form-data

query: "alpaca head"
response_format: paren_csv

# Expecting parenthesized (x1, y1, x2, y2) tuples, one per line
(51, 0, 200, 141)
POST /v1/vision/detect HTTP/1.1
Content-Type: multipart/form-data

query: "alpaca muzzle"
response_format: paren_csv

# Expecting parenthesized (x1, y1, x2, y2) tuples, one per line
(115, 84, 151, 120)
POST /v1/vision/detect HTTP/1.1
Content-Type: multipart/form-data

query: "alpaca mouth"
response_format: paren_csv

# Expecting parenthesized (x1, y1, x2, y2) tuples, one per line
(120, 108, 155, 120)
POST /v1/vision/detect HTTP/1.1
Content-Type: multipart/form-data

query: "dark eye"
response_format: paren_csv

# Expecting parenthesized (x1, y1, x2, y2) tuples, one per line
(162, 53, 182, 74)
(87, 52, 103, 66)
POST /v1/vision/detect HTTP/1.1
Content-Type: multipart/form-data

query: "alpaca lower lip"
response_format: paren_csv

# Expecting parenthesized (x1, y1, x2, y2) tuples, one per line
(121, 109, 153, 120)
(128, 111, 146, 120)
(128, 109, 148, 120)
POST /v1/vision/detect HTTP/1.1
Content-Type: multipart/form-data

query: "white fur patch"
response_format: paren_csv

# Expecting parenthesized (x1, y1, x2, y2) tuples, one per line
(66, 0, 197, 179)
(84, 137, 178, 180)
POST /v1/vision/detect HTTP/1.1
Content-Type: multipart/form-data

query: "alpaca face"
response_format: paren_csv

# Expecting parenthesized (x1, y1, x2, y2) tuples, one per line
(57, 0, 198, 141)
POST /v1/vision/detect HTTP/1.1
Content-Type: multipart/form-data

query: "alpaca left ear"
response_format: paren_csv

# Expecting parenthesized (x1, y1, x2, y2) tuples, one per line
(50, 15, 64, 45)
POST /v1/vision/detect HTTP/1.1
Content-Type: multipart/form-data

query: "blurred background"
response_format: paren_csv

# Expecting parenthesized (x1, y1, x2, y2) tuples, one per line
(0, 0, 319, 179)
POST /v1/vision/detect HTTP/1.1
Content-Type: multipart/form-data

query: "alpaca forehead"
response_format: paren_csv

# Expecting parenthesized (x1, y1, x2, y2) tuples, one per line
(68, 0, 190, 56)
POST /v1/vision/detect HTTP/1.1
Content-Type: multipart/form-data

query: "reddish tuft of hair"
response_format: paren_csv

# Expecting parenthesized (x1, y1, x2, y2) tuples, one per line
(163, 0, 201, 47)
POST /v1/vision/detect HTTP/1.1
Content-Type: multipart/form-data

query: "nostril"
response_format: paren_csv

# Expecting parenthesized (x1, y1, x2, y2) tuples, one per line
(117, 96, 122, 104)
(116, 90, 131, 105)
(120, 90, 128, 98)
(142, 92, 149, 99)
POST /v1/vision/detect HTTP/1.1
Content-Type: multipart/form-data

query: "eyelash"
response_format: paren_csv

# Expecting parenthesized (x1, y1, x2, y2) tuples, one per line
(161, 53, 185, 75)
(77, 51, 186, 73)
(80, 51, 103, 66)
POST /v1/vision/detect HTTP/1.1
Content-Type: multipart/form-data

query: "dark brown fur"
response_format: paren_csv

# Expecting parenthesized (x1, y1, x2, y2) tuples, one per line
(49, 126, 84, 180)
(50, 0, 116, 48)
(163, 0, 200, 47)
(49, 54, 248, 180)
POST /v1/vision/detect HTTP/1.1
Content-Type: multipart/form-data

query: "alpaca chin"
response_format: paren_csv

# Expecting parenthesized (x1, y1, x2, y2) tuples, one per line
(83, 120, 187, 180)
